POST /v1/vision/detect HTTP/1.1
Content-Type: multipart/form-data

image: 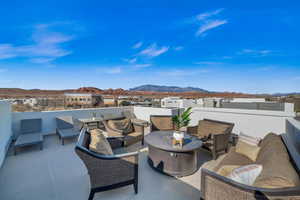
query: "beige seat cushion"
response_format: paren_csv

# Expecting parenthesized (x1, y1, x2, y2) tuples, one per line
(253, 133, 300, 188)
(215, 147, 253, 172)
(124, 131, 143, 146)
(198, 120, 230, 139)
(89, 129, 113, 155)
(217, 165, 241, 177)
(107, 117, 133, 135)
(236, 140, 260, 162)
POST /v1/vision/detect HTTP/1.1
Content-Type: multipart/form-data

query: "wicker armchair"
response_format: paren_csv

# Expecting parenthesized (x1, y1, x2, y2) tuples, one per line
(102, 118, 145, 147)
(187, 119, 234, 159)
(75, 128, 139, 200)
(150, 115, 175, 132)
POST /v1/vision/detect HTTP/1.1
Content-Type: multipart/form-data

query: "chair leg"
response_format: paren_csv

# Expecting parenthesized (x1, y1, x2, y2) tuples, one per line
(62, 138, 64, 145)
(134, 181, 138, 194)
(212, 151, 217, 160)
(40, 143, 43, 150)
(88, 190, 95, 200)
(14, 146, 17, 155)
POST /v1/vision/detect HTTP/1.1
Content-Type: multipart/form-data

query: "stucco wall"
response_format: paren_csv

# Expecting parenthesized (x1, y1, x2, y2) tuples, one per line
(133, 106, 179, 121)
(0, 101, 12, 168)
(190, 107, 295, 138)
(12, 107, 132, 138)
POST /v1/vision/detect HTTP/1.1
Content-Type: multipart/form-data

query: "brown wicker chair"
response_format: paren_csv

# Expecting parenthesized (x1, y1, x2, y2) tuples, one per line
(75, 128, 139, 200)
(101, 117, 145, 147)
(187, 119, 234, 160)
(150, 115, 175, 132)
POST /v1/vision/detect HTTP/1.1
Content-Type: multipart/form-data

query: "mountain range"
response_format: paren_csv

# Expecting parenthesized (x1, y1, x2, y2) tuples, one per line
(129, 85, 210, 93)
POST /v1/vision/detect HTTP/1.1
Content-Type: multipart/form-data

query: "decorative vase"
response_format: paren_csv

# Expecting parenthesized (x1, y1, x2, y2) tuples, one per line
(173, 131, 184, 141)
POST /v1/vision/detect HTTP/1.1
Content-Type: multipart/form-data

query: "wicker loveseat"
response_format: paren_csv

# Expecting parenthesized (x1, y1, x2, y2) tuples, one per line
(200, 119, 300, 200)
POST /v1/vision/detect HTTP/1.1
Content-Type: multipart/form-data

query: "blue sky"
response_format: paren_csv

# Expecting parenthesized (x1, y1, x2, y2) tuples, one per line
(0, 0, 300, 93)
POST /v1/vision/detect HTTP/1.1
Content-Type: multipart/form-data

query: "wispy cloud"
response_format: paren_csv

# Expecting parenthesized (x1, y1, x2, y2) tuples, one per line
(138, 43, 169, 58)
(196, 8, 224, 21)
(103, 67, 122, 74)
(132, 63, 152, 69)
(124, 57, 137, 64)
(238, 49, 272, 56)
(159, 69, 210, 77)
(0, 22, 76, 64)
(173, 46, 184, 51)
(196, 20, 227, 36)
(188, 8, 227, 37)
(195, 61, 223, 65)
(132, 41, 143, 49)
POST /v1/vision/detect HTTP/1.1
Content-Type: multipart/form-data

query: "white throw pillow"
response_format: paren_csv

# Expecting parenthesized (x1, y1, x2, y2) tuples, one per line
(227, 164, 263, 185)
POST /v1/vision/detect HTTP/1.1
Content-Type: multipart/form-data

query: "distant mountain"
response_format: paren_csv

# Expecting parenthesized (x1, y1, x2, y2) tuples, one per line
(129, 84, 210, 93)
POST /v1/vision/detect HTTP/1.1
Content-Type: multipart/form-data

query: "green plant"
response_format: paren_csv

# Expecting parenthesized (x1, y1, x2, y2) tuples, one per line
(172, 107, 192, 131)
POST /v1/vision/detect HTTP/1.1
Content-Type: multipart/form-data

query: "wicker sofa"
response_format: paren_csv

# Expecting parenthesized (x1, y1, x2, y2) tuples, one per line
(75, 128, 139, 200)
(201, 119, 300, 200)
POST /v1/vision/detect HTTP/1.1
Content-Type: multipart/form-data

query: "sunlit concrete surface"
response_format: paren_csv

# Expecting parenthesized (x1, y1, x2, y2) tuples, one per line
(0, 135, 212, 200)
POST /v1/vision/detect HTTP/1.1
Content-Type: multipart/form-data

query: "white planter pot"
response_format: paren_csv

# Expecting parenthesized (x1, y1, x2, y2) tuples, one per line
(173, 131, 184, 140)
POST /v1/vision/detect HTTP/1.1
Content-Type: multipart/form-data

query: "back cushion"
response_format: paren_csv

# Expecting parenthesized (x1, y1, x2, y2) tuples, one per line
(198, 120, 230, 139)
(89, 129, 113, 155)
(254, 133, 300, 188)
(151, 116, 174, 131)
(107, 117, 133, 135)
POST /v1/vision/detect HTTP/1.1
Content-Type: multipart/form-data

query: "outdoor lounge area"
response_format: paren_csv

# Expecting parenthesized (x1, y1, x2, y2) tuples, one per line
(0, 101, 300, 200)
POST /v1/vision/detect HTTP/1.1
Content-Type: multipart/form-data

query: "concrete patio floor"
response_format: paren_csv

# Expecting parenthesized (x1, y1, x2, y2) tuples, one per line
(0, 134, 212, 200)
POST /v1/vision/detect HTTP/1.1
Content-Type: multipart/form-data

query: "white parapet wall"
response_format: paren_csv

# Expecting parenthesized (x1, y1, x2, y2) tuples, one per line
(12, 107, 132, 138)
(133, 106, 179, 121)
(190, 107, 296, 138)
(0, 101, 12, 168)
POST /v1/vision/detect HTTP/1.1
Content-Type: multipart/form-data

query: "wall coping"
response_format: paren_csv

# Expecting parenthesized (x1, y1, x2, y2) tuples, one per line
(192, 107, 295, 118)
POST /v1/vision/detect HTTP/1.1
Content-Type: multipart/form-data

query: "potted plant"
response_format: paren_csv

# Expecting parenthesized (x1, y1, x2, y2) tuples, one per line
(172, 107, 192, 141)
(92, 112, 96, 120)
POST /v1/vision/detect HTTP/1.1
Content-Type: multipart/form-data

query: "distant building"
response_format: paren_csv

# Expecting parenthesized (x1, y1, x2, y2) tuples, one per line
(64, 93, 103, 107)
(102, 95, 117, 105)
(161, 97, 196, 108)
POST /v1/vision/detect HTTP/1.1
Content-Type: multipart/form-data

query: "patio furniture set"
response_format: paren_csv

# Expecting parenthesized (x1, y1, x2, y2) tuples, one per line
(75, 114, 236, 199)
(13, 110, 300, 200)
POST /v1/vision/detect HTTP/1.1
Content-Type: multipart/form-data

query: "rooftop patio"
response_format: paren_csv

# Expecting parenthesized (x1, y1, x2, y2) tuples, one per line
(0, 101, 299, 200)
(0, 133, 212, 200)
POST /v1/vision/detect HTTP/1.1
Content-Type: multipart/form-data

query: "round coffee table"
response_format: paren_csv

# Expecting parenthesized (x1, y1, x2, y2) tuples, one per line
(145, 131, 202, 177)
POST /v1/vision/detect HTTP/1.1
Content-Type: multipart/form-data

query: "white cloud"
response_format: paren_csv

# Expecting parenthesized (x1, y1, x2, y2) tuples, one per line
(195, 61, 223, 65)
(173, 46, 184, 51)
(29, 57, 56, 64)
(0, 23, 75, 63)
(138, 43, 169, 58)
(196, 8, 224, 21)
(159, 69, 209, 77)
(104, 67, 122, 74)
(124, 57, 137, 64)
(238, 49, 272, 56)
(196, 20, 227, 36)
(132, 41, 143, 49)
(189, 8, 227, 37)
(132, 64, 152, 69)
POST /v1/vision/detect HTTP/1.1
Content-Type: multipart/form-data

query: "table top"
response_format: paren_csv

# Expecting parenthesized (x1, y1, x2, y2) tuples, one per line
(145, 131, 202, 152)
